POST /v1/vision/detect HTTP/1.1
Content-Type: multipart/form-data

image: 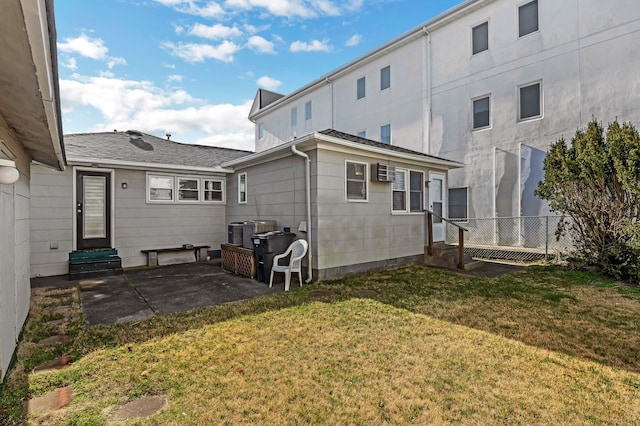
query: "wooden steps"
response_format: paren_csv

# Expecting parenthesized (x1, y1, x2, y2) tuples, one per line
(68, 249, 123, 280)
(424, 243, 484, 271)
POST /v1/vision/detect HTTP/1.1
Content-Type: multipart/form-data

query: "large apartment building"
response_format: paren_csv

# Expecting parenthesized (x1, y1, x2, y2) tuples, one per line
(249, 0, 640, 227)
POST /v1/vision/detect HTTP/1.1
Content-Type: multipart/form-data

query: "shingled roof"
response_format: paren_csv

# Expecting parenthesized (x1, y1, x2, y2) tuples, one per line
(64, 131, 252, 168)
(318, 129, 461, 163)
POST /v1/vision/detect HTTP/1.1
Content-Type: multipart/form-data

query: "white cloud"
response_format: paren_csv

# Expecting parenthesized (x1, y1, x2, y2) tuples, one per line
(168, 74, 184, 82)
(290, 38, 332, 53)
(163, 63, 176, 69)
(152, 0, 224, 18)
(60, 74, 255, 151)
(107, 57, 127, 69)
(247, 36, 275, 54)
(189, 23, 243, 39)
(58, 33, 108, 60)
(256, 75, 282, 91)
(62, 57, 78, 71)
(345, 34, 362, 47)
(162, 41, 240, 63)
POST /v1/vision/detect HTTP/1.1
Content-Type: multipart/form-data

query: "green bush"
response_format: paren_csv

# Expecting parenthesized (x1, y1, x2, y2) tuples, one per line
(535, 119, 640, 284)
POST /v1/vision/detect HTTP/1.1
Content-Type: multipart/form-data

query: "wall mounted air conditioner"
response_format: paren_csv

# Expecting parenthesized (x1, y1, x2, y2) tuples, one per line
(372, 163, 396, 182)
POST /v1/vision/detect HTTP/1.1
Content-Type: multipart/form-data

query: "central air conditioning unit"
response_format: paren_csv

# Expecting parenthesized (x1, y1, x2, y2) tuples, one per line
(372, 163, 396, 182)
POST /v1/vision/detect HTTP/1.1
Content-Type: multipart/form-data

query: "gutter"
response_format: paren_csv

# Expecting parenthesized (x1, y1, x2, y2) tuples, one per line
(66, 157, 234, 174)
(291, 145, 313, 284)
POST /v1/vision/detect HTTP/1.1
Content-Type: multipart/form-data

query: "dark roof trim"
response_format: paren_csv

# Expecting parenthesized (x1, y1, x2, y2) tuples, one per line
(45, 0, 66, 168)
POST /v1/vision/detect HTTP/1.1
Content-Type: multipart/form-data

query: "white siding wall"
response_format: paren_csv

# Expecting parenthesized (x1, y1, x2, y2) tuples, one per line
(430, 0, 640, 219)
(0, 119, 31, 381)
(30, 166, 229, 275)
(256, 87, 333, 152)
(254, 37, 427, 154)
(315, 150, 429, 273)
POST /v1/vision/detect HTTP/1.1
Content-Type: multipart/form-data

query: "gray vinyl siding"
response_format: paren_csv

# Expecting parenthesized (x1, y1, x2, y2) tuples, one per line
(315, 150, 428, 273)
(30, 166, 229, 275)
(30, 165, 74, 277)
(226, 153, 311, 237)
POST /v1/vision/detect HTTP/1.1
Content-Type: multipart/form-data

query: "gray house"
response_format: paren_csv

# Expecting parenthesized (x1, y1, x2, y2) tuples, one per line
(30, 131, 249, 277)
(31, 129, 461, 280)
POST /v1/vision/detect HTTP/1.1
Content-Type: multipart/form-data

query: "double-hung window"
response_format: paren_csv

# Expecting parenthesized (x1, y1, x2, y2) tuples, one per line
(518, 0, 539, 38)
(238, 172, 247, 204)
(473, 95, 491, 130)
(393, 169, 424, 213)
(346, 161, 367, 201)
(380, 66, 390, 90)
(305, 101, 312, 120)
(178, 177, 199, 202)
(147, 174, 225, 204)
(519, 81, 542, 121)
(148, 175, 174, 202)
(380, 124, 391, 144)
(472, 22, 489, 55)
(357, 77, 366, 99)
(448, 188, 468, 221)
(203, 179, 223, 202)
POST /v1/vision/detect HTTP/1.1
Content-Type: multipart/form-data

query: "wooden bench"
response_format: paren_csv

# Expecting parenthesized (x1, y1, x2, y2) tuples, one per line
(141, 245, 210, 267)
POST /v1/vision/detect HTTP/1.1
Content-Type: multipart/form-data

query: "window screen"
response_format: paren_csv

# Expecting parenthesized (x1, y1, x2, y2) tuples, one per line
(357, 77, 366, 99)
(380, 66, 390, 90)
(472, 22, 489, 54)
(473, 96, 490, 129)
(520, 82, 541, 120)
(519, 0, 539, 37)
(449, 188, 468, 220)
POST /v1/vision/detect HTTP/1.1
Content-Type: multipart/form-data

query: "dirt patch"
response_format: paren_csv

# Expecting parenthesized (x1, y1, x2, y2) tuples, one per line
(110, 395, 167, 421)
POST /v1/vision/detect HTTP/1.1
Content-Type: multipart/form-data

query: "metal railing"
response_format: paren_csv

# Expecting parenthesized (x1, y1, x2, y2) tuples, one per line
(445, 216, 574, 262)
(426, 210, 468, 269)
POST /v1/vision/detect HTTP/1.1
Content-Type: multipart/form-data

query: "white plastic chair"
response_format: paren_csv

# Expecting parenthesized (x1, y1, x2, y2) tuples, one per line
(269, 239, 308, 291)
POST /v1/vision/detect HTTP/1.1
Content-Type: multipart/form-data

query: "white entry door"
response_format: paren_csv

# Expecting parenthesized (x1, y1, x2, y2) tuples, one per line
(428, 171, 445, 242)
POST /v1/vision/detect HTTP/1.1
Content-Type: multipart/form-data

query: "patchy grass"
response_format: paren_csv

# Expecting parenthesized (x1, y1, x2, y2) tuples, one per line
(2, 265, 640, 425)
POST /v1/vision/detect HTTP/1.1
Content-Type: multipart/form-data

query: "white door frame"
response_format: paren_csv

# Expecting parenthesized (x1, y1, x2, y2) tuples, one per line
(428, 171, 446, 242)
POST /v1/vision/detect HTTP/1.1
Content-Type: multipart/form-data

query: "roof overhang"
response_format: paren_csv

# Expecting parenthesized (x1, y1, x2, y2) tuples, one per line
(0, 0, 65, 170)
(66, 157, 233, 174)
(222, 133, 463, 171)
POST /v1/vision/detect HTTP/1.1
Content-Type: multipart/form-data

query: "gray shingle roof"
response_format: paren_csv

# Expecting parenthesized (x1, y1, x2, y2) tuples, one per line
(318, 129, 461, 164)
(64, 131, 252, 168)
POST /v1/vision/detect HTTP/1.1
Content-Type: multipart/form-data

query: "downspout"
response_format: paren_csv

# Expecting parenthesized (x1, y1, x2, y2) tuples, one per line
(291, 145, 313, 283)
(422, 26, 432, 155)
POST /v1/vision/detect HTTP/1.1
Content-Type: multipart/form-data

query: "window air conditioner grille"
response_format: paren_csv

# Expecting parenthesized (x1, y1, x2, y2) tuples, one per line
(372, 163, 395, 182)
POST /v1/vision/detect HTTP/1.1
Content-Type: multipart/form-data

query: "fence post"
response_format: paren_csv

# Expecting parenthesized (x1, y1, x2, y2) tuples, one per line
(427, 212, 434, 256)
(545, 215, 549, 259)
(458, 227, 464, 270)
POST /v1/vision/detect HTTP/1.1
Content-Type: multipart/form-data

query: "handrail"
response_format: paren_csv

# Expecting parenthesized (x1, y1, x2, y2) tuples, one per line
(425, 209, 467, 270)
(425, 209, 469, 232)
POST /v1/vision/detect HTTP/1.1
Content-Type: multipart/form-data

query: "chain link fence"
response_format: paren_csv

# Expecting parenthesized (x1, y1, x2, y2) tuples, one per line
(445, 216, 575, 263)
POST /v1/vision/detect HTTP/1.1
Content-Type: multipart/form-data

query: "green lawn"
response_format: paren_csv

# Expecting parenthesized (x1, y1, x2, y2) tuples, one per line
(2, 265, 640, 425)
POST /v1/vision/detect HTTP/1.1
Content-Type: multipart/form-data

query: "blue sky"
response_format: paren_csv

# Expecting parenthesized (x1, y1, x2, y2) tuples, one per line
(56, 0, 460, 151)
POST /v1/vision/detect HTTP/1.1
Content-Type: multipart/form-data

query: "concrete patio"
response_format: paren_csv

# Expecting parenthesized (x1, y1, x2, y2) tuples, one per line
(31, 262, 287, 325)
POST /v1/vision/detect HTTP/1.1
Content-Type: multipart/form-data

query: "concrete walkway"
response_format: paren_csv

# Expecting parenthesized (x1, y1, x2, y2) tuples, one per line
(32, 262, 283, 325)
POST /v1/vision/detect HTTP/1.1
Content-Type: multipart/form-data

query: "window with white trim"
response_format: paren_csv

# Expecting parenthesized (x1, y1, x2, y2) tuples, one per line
(392, 169, 424, 213)
(238, 172, 247, 204)
(305, 101, 312, 120)
(291, 107, 297, 127)
(357, 77, 366, 99)
(381, 124, 391, 144)
(472, 21, 489, 55)
(203, 179, 224, 202)
(473, 95, 490, 130)
(518, 0, 539, 38)
(148, 174, 174, 202)
(346, 161, 367, 201)
(178, 177, 199, 202)
(449, 187, 468, 221)
(147, 174, 225, 204)
(380, 65, 390, 90)
(519, 81, 542, 121)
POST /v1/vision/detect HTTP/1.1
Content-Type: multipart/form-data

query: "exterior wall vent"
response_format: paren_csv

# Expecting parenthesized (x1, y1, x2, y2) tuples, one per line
(372, 163, 396, 182)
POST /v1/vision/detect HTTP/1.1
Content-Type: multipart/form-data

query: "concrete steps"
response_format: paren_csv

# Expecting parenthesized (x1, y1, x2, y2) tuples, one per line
(68, 249, 123, 280)
(424, 242, 484, 271)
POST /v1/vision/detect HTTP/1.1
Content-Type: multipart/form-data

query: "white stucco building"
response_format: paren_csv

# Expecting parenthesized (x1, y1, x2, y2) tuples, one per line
(249, 0, 640, 229)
